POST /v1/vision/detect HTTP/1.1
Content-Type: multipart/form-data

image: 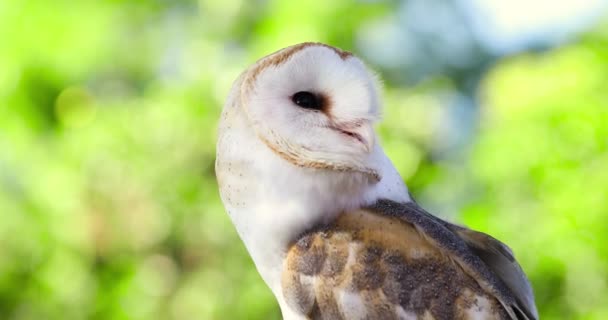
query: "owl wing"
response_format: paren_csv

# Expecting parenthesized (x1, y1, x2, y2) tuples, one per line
(281, 199, 537, 320)
(443, 223, 538, 320)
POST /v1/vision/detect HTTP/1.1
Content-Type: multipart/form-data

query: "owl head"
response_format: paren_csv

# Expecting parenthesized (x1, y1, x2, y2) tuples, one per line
(223, 43, 383, 181)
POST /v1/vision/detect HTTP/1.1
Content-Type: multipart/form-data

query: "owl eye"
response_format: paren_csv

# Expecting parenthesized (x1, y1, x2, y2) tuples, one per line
(292, 91, 323, 110)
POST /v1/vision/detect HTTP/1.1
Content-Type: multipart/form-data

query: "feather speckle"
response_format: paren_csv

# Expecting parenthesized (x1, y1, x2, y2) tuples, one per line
(281, 205, 514, 319)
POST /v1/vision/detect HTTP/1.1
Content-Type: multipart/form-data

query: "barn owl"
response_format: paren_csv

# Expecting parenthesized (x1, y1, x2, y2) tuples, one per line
(215, 43, 538, 320)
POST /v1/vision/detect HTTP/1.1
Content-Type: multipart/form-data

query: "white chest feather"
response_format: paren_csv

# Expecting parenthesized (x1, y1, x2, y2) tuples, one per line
(216, 106, 409, 292)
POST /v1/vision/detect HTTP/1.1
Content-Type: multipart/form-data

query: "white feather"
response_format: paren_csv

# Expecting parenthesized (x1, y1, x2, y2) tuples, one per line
(216, 43, 410, 318)
(337, 291, 368, 320)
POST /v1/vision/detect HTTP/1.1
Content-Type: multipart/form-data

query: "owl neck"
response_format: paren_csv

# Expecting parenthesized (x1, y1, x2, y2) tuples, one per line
(216, 120, 410, 296)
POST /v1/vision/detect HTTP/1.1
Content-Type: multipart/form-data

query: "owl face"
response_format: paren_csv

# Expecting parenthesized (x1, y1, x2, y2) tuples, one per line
(240, 43, 382, 179)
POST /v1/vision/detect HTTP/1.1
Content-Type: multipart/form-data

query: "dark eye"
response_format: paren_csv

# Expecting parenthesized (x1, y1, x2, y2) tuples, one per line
(292, 91, 323, 110)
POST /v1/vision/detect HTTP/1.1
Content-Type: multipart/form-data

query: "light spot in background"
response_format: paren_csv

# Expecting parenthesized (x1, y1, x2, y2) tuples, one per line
(0, 63, 20, 98)
(472, 0, 607, 35)
(467, 0, 608, 51)
(382, 139, 421, 180)
(358, 15, 410, 69)
(565, 245, 607, 313)
(382, 87, 446, 146)
(55, 86, 96, 128)
(170, 271, 221, 319)
(136, 254, 178, 297)
(199, 0, 244, 31)
(38, 249, 94, 309)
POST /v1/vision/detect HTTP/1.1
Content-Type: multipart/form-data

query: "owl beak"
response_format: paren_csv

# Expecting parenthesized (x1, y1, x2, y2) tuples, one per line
(332, 121, 375, 153)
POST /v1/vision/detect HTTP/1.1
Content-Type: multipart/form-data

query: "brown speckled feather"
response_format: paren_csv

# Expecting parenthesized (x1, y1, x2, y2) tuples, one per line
(281, 200, 537, 320)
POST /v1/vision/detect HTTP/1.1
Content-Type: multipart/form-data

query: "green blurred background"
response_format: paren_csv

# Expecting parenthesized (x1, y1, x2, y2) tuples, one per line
(1, 0, 608, 319)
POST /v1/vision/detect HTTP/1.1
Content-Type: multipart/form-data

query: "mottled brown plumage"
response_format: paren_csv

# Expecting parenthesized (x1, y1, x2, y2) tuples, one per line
(282, 200, 536, 320)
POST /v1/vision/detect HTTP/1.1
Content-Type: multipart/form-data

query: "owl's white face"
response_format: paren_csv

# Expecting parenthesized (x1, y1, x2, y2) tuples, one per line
(240, 43, 381, 178)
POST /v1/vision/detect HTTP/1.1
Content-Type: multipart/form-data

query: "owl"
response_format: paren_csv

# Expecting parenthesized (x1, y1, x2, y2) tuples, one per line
(215, 43, 538, 320)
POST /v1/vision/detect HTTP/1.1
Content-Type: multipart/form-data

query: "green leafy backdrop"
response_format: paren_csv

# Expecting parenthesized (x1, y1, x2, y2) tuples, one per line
(1, 1, 607, 319)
